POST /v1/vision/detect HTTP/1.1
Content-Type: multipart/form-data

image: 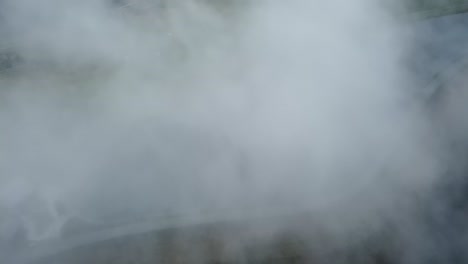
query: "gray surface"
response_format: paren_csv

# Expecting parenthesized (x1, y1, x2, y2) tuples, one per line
(15, 207, 313, 264)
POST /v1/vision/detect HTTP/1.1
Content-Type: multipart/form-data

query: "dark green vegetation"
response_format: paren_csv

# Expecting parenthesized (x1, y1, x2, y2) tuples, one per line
(409, 0, 468, 18)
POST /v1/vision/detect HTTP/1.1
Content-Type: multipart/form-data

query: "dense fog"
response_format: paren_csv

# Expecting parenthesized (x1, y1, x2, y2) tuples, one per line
(1, 0, 468, 263)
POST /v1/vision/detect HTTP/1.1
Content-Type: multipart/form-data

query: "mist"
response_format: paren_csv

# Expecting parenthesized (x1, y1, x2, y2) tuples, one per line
(0, 0, 457, 263)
